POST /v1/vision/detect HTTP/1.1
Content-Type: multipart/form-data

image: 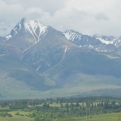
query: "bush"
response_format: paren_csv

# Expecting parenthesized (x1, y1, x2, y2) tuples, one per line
(0, 112, 8, 117)
(34, 116, 53, 121)
(7, 114, 12, 117)
(15, 112, 20, 115)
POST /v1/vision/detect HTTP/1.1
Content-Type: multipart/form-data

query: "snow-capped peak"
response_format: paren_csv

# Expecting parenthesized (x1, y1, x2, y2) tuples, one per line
(93, 34, 120, 47)
(5, 18, 48, 43)
(63, 30, 83, 41)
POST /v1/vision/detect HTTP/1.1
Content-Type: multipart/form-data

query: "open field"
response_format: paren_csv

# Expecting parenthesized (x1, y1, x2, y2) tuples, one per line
(0, 111, 120, 121)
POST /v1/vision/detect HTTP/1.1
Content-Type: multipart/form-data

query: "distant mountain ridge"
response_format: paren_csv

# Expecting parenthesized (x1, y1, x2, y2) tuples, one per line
(63, 30, 121, 53)
(2, 18, 121, 54)
(0, 18, 121, 99)
(63, 30, 101, 47)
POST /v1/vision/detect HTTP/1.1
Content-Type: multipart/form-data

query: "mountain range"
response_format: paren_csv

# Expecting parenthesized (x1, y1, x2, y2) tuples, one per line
(0, 18, 121, 99)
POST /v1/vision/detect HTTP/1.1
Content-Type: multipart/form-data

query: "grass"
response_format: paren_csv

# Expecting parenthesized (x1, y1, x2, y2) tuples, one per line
(0, 111, 33, 121)
(79, 113, 119, 121)
(0, 116, 32, 121)
(0, 111, 120, 121)
(55, 113, 121, 121)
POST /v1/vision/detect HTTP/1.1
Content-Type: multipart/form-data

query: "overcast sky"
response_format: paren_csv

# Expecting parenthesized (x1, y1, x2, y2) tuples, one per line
(0, 0, 121, 36)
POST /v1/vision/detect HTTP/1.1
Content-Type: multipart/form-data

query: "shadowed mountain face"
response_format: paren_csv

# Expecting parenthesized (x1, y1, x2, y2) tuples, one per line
(0, 18, 121, 99)
(0, 36, 3, 41)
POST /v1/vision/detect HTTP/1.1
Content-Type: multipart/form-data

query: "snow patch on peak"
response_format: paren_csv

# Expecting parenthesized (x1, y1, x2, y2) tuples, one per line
(5, 35, 12, 40)
(96, 37, 113, 44)
(89, 45, 94, 49)
(28, 20, 47, 36)
(63, 30, 83, 41)
(64, 46, 70, 53)
(93, 34, 119, 47)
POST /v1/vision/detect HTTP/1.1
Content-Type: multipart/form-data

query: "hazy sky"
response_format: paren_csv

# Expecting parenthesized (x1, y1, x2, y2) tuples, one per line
(1, 0, 121, 36)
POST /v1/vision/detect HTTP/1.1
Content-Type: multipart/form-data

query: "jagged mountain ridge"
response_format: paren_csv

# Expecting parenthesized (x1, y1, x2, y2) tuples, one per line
(2, 18, 121, 55)
(63, 30, 121, 52)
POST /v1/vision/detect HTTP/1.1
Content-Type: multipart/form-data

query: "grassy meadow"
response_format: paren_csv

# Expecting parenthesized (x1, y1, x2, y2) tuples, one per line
(0, 111, 120, 121)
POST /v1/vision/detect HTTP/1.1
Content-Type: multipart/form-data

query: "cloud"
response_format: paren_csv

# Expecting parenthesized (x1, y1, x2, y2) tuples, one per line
(1, 0, 121, 36)
(0, 22, 13, 36)
(0, 1, 24, 22)
(0, 0, 25, 35)
(47, 0, 121, 36)
(24, 8, 44, 18)
(4, 0, 65, 14)
(95, 13, 109, 21)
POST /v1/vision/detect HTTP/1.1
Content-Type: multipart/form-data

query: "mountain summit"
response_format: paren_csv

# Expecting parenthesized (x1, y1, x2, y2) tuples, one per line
(3, 18, 49, 56)
(6, 18, 48, 42)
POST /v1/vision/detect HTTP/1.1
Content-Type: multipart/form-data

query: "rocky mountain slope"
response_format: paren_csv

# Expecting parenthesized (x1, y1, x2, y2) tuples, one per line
(0, 18, 121, 99)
